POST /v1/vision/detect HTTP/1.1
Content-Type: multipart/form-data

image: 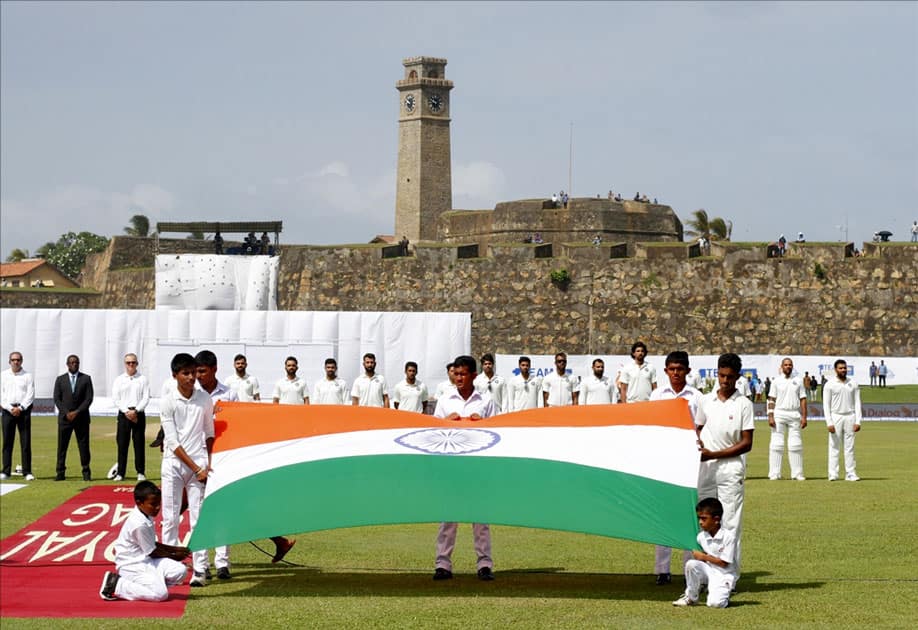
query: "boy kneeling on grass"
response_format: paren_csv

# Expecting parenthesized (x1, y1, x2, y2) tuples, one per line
(673, 497, 737, 608)
(100, 480, 191, 601)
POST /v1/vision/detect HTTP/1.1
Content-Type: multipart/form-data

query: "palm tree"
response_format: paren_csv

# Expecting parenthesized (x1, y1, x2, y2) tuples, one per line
(124, 214, 150, 237)
(686, 209, 731, 242)
(5, 248, 30, 262)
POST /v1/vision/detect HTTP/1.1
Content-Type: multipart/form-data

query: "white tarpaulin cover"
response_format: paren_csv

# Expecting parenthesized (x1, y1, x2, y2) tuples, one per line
(0, 309, 470, 414)
(155, 254, 279, 310)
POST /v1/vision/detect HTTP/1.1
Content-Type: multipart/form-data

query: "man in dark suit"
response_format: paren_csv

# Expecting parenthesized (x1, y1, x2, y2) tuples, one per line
(52, 355, 94, 481)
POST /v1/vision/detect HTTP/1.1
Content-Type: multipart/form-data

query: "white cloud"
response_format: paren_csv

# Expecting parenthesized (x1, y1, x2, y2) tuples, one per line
(0, 184, 176, 254)
(452, 161, 506, 209)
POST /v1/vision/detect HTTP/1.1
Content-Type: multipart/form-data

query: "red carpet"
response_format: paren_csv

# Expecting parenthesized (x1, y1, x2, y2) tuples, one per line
(1, 485, 191, 618)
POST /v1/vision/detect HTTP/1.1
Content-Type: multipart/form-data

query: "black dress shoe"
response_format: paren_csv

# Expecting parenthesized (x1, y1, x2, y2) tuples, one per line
(150, 428, 165, 448)
(655, 573, 672, 586)
(432, 568, 453, 581)
(477, 567, 495, 581)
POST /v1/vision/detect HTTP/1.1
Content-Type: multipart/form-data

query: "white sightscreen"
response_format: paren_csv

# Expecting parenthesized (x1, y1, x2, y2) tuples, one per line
(0, 309, 471, 414)
(155, 254, 279, 310)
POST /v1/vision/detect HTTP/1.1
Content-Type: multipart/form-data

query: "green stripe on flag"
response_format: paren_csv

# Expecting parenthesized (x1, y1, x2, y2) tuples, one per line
(190, 455, 699, 551)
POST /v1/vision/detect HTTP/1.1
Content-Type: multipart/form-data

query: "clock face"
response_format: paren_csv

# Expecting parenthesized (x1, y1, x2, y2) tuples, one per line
(427, 93, 443, 113)
(404, 94, 415, 113)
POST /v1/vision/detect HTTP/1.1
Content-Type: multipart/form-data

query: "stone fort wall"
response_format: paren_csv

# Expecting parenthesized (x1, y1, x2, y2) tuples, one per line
(3, 237, 915, 358)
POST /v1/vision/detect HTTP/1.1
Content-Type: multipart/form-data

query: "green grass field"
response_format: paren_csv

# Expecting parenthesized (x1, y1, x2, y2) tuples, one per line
(2, 417, 917, 628)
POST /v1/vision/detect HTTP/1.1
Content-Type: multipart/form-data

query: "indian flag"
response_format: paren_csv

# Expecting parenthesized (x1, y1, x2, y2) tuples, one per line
(189, 400, 700, 550)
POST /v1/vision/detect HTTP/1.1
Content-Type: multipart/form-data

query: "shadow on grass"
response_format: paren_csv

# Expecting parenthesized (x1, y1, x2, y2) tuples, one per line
(202, 567, 824, 601)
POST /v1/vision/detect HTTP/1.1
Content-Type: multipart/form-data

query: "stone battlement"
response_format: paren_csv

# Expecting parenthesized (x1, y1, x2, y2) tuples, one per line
(5, 237, 915, 359)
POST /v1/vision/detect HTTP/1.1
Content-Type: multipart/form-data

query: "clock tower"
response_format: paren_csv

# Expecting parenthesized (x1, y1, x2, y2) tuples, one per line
(395, 56, 453, 242)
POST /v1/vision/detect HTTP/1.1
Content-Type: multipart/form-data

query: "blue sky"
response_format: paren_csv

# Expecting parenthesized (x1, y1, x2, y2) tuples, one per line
(2, 1, 916, 256)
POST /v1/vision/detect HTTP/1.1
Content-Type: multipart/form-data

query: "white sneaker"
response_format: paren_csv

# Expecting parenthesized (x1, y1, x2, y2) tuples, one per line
(137, 473, 146, 481)
(106, 463, 118, 480)
(672, 594, 696, 607)
(845, 475, 860, 482)
(24, 474, 35, 481)
(0, 473, 8, 480)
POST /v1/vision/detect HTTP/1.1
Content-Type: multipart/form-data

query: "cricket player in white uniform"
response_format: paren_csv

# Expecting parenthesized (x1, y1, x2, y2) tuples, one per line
(767, 358, 807, 480)
(505, 356, 542, 411)
(473, 353, 506, 413)
(542, 352, 580, 406)
(823, 359, 862, 481)
(695, 353, 754, 580)
(392, 361, 429, 413)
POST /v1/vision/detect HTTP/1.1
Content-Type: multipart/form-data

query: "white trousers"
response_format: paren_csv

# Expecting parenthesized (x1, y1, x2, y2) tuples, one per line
(683, 558, 734, 608)
(160, 456, 207, 574)
(114, 557, 187, 601)
(654, 545, 692, 575)
(828, 414, 858, 479)
(435, 522, 492, 571)
(697, 458, 744, 576)
(769, 414, 804, 479)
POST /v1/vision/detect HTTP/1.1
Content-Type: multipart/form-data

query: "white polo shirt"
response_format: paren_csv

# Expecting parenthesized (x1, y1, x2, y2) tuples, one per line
(506, 374, 542, 411)
(225, 373, 260, 402)
(434, 380, 455, 401)
(273, 376, 309, 404)
(200, 380, 238, 403)
(112, 372, 151, 413)
(823, 378, 862, 427)
(697, 526, 738, 579)
(620, 361, 657, 402)
(160, 386, 214, 463)
(649, 383, 702, 421)
(434, 388, 497, 420)
(351, 373, 388, 407)
(113, 506, 157, 571)
(695, 389, 754, 463)
(312, 378, 349, 405)
(542, 371, 580, 406)
(580, 375, 615, 405)
(474, 373, 507, 413)
(769, 374, 806, 418)
(393, 379, 429, 413)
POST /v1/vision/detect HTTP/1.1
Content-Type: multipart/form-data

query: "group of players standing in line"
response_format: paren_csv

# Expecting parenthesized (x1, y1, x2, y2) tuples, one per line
(1, 344, 864, 607)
